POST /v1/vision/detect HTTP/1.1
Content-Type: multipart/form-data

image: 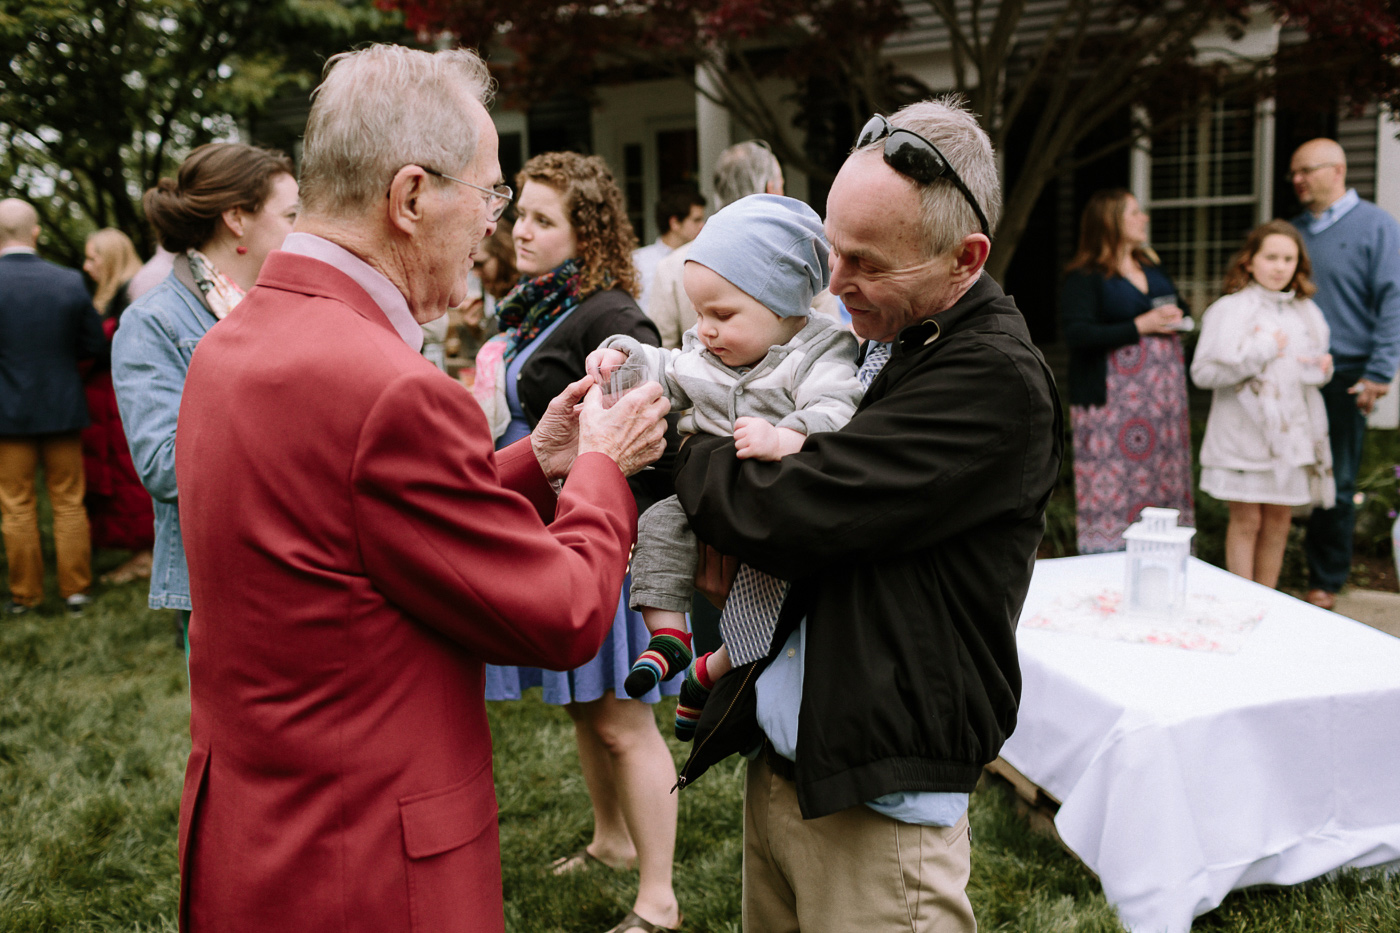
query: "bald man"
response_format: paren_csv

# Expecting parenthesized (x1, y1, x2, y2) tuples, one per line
(1289, 139, 1400, 608)
(0, 199, 105, 614)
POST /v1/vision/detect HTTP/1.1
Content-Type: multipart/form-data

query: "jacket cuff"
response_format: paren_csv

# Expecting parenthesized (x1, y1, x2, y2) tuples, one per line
(496, 437, 555, 522)
(1362, 369, 1397, 387)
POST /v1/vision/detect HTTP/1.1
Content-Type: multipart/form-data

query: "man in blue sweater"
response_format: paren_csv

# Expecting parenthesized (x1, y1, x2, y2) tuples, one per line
(1290, 138, 1400, 609)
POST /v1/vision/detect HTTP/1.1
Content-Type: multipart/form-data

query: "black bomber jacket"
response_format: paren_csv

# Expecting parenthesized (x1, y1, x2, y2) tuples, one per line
(673, 274, 1063, 819)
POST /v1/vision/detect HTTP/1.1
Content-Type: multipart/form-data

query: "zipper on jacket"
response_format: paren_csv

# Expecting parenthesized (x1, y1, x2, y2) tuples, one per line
(671, 662, 760, 793)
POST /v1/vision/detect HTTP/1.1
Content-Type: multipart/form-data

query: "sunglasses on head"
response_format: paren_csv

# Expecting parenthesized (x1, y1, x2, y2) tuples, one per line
(855, 114, 990, 238)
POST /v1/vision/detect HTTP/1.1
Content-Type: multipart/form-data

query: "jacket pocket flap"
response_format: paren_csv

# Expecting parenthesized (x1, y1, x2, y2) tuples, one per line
(398, 766, 499, 860)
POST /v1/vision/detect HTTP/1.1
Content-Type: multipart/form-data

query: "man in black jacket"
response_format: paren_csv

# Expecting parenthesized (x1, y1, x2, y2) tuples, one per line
(0, 199, 105, 614)
(674, 99, 1062, 931)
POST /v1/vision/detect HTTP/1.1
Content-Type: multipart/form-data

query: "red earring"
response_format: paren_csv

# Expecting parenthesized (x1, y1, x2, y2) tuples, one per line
(236, 245, 248, 255)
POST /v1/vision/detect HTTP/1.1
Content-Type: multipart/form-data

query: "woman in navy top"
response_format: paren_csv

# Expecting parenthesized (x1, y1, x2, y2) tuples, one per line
(1061, 189, 1195, 553)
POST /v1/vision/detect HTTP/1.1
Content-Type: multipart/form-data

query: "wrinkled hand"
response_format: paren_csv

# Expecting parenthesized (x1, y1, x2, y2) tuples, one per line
(1135, 304, 1182, 335)
(577, 380, 670, 476)
(585, 347, 629, 387)
(531, 375, 594, 481)
(1349, 377, 1391, 415)
(694, 544, 739, 609)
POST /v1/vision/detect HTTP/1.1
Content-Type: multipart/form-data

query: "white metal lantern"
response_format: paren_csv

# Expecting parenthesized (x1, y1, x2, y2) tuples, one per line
(1123, 507, 1196, 614)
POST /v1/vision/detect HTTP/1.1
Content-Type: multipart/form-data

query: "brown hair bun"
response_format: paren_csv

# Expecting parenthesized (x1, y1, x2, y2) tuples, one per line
(143, 143, 294, 253)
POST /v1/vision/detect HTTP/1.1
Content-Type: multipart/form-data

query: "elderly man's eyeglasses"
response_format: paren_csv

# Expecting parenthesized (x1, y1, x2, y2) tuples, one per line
(1290, 162, 1339, 180)
(397, 165, 513, 221)
(855, 114, 989, 238)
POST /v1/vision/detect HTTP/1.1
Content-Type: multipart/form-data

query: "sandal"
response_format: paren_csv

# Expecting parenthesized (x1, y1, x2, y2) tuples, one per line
(603, 909, 681, 933)
(549, 846, 631, 875)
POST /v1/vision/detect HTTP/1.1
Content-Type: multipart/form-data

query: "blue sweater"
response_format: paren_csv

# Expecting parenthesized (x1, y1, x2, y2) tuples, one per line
(1294, 199, 1400, 384)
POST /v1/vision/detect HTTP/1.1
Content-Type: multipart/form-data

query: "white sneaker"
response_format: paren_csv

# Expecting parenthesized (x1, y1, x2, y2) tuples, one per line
(65, 594, 91, 614)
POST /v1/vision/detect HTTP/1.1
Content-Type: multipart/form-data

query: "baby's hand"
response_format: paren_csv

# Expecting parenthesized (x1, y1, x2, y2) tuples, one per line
(734, 418, 806, 460)
(585, 347, 629, 385)
(734, 417, 779, 459)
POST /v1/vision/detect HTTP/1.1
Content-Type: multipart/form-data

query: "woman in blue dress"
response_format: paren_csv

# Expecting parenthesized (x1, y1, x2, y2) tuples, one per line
(478, 152, 682, 933)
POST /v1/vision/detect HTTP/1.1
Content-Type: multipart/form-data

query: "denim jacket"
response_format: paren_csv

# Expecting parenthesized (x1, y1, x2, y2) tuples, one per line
(111, 258, 217, 610)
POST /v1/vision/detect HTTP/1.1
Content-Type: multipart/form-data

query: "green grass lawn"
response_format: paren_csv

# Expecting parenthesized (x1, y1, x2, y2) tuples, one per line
(2, 566, 1398, 931)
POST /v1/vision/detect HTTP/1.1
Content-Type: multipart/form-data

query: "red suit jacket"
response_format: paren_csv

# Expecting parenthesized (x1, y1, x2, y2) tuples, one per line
(175, 251, 636, 932)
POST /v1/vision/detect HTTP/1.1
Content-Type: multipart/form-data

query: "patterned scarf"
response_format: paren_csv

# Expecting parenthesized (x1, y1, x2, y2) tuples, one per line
(496, 259, 582, 364)
(185, 248, 246, 320)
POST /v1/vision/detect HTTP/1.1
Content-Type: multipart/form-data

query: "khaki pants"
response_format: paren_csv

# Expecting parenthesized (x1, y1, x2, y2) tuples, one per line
(0, 433, 91, 605)
(743, 756, 976, 933)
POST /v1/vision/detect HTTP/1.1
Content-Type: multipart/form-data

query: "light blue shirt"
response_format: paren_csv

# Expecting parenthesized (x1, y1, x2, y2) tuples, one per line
(755, 624, 970, 827)
(1304, 188, 1360, 235)
(1295, 193, 1400, 383)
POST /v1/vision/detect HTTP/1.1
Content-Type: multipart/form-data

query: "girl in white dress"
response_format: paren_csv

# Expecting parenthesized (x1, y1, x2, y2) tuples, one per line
(1192, 221, 1336, 588)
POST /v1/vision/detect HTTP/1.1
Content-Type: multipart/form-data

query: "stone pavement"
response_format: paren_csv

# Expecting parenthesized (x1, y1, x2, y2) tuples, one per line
(1333, 589, 1400, 638)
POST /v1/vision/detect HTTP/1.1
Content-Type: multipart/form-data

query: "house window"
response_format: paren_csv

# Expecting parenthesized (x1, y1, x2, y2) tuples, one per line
(1142, 97, 1264, 315)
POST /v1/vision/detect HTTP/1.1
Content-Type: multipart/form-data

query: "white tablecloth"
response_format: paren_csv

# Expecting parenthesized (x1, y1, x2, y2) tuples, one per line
(1000, 554, 1400, 933)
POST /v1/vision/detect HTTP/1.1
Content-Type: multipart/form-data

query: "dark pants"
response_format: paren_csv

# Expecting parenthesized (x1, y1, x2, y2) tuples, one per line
(1305, 367, 1368, 592)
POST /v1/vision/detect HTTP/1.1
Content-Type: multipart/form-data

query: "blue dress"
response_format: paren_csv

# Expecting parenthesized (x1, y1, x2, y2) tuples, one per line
(484, 309, 681, 704)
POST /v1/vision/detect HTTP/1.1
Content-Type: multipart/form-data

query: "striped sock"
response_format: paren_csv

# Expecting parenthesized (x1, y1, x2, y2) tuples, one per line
(624, 629, 692, 698)
(674, 652, 716, 742)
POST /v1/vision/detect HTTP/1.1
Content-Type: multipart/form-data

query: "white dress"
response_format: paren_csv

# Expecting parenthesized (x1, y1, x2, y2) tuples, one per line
(1190, 283, 1335, 507)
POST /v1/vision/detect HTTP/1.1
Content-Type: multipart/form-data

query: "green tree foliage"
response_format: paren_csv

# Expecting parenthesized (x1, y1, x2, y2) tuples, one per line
(0, 0, 402, 264)
(388, 0, 1400, 280)
(390, 0, 918, 197)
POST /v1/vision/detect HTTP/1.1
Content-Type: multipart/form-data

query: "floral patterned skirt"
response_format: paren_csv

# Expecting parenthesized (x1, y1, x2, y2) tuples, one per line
(1071, 335, 1195, 554)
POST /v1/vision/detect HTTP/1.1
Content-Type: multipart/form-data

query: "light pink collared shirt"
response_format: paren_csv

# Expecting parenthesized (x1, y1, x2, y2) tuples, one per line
(279, 232, 424, 352)
(0, 246, 37, 257)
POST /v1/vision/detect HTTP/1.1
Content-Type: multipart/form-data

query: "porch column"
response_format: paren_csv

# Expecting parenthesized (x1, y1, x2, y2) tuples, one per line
(696, 61, 731, 210)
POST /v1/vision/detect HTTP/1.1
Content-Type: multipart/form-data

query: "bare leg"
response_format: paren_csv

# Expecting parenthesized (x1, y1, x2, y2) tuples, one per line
(1253, 504, 1294, 589)
(571, 693, 681, 929)
(1225, 501, 1263, 581)
(559, 701, 637, 872)
(704, 643, 733, 681)
(641, 607, 687, 638)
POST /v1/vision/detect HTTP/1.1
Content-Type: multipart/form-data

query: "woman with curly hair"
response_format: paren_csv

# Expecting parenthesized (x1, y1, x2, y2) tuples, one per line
(479, 151, 682, 933)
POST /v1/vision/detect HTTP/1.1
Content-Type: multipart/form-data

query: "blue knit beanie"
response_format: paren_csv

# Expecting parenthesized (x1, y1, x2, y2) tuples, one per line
(685, 194, 830, 318)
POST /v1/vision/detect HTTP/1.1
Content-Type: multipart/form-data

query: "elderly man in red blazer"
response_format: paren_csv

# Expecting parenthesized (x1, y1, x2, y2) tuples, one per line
(174, 45, 670, 933)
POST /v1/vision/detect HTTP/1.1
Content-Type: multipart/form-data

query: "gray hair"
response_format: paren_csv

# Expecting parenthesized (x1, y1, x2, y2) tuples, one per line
(300, 44, 495, 216)
(858, 96, 1002, 257)
(713, 141, 781, 207)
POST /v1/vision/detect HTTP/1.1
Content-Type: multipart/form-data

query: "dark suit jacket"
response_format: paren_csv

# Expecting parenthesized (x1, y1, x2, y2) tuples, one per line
(175, 250, 637, 932)
(0, 251, 105, 435)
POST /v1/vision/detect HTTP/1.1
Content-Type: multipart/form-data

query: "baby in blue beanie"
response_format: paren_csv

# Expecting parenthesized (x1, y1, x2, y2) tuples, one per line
(589, 193, 863, 738)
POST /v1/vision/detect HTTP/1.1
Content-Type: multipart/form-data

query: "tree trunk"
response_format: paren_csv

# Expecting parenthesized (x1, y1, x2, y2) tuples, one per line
(987, 142, 1068, 283)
